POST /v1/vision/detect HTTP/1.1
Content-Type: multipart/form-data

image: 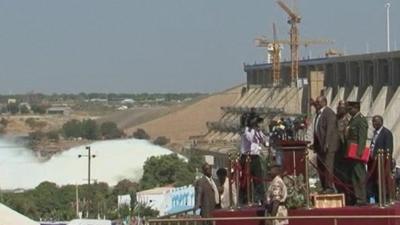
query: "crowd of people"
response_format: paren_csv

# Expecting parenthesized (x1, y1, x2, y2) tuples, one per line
(194, 162, 287, 225)
(193, 96, 397, 223)
(312, 96, 394, 206)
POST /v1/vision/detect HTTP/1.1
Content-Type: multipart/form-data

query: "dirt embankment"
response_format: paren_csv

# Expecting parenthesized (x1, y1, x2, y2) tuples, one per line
(125, 86, 243, 147)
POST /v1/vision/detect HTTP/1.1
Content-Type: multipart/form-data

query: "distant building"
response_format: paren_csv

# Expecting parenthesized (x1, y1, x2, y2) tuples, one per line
(7, 99, 17, 104)
(121, 98, 135, 104)
(89, 98, 108, 103)
(47, 106, 71, 115)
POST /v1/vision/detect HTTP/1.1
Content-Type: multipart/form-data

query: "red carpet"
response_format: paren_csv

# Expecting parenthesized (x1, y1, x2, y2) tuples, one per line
(213, 202, 400, 225)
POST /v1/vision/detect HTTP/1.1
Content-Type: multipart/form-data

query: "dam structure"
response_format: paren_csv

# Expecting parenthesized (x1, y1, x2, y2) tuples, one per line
(189, 50, 400, 165)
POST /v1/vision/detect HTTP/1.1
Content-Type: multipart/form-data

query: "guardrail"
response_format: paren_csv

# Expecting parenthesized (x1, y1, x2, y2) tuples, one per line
(147, 215, 400, 225)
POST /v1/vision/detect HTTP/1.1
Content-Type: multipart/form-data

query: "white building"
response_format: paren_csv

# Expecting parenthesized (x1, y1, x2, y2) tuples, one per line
(136, 187, 173, 216)
(136, 185, 195, 216)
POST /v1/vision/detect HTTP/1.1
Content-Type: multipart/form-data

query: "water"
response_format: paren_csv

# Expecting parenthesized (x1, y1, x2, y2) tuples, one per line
(0, 138, 175, 190)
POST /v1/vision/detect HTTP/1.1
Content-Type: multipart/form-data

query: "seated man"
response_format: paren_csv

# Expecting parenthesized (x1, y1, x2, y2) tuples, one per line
(265, 165, 288, 225)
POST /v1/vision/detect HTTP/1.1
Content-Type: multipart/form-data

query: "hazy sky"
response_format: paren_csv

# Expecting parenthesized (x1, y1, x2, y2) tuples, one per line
(0, 0, 398, 94)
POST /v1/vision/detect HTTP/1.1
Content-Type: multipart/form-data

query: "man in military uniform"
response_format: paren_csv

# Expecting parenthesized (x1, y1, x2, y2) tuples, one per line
(346, 101, 368, 205)
(334, 101, 352, 199)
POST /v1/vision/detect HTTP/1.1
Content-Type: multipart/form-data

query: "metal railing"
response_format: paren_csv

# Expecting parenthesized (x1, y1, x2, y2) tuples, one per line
(147, 215, 400, 225)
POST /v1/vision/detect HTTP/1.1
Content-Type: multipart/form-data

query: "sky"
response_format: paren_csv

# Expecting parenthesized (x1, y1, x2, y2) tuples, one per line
(0, 0, 398, 94)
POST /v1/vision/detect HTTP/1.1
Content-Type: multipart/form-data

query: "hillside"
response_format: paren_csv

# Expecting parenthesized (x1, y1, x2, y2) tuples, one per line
(125, 85, 243, 146)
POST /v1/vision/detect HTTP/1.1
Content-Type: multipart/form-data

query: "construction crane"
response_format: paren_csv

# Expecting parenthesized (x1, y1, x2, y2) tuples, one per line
(277, 0, 301, 86)
(271, 23, 281, 87)
(255, 33, 333, 86)
(254, 23, 282, 86)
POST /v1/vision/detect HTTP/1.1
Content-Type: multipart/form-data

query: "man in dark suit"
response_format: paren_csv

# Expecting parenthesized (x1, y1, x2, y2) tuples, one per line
(194, 163, 219, 221)
(367, 115, 393, 203)
(313, 96, 339, 194)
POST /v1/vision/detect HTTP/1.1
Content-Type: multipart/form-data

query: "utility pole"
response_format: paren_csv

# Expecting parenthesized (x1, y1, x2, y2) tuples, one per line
(78, 146, 96, 218)
(78, 146, 96, 185)
(76, 184, 80, 218)
(385, 2, 391, 52)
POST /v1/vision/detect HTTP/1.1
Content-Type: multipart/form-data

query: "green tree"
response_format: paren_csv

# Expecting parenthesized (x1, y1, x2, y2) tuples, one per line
(31, 104, 47, 114)
(32, 182, 61, 220)
(113, 179, 139, 196)
(100, 121, 124, 139)
(139, 154, 195, 189)
(81, 119, 100, 140)
(62, 119, 82, 138)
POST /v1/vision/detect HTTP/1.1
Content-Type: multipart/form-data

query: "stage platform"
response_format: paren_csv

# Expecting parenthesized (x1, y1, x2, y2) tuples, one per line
(213, 202, 400, 225)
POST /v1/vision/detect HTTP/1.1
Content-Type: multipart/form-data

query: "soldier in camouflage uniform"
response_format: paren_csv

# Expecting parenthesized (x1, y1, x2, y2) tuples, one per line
(346, 101, 368, 205)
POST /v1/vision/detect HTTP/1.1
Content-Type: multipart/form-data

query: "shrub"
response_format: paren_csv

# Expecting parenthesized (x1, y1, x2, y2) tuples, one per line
(132, 128, 150, 140)
(153, 136, 170, 146)
(100, 121, 124, 139)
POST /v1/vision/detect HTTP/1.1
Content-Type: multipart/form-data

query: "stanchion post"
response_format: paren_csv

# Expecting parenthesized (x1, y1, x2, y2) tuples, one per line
(235, 153, 240, 209)
(304, 148, 311, 209)
(386, 150, 395, 205)
(246, 154, 251, 206)
(382, 150, 388, 206)
(228, 153, 234, 210)
(378, 149, 384, 208)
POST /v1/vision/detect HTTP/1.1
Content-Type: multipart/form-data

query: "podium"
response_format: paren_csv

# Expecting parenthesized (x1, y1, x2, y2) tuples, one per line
(276, 140, 309, 178)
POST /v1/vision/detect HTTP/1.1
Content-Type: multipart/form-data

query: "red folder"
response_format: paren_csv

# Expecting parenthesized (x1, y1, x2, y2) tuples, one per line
(346, 143, 370, 163)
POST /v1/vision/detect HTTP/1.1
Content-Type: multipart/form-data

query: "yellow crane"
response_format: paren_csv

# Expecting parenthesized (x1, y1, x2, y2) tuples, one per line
(254, 23, 282, 86)
(277, 0, 301, 86)
(255, 33, 333, 86)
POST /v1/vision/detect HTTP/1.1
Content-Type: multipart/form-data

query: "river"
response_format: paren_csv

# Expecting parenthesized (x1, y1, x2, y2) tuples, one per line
(0, 138, 175, 190)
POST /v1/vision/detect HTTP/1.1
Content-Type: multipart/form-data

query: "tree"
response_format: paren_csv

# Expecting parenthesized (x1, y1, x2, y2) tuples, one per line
(81, 119, 100, 140)
(113, 179, 139, 196)
(32, 182, 61, 220)
(100, 121, 124, 139)
(62, 119, 82, 138)
(31, 104, 47, 114)
(139, 154, 195, 189)
(132, 128, 150, 140)
(153, 136, 170, 146)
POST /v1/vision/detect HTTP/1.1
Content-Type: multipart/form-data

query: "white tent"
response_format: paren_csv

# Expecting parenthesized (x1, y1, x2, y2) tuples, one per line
(0, 203, 39, 225)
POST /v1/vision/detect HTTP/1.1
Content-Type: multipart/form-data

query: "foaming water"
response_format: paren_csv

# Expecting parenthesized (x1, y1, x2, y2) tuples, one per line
(0, 138, 175, 189)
